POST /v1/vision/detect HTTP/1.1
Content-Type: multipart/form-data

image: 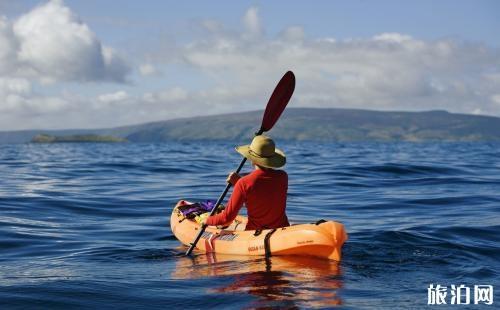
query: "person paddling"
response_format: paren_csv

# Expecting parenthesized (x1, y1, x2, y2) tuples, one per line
(198, 135, 289, 230)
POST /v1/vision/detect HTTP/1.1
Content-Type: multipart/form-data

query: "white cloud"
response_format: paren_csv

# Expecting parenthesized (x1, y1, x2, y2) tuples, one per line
(157, 87, 188, 102)
(98, 90, 129, 103)
(0, 77, 31, 95)
(1, 0, 129, 83)
(0, 76, 69, 114)
(139, 63, 158, 76)
(491, 95, 500, 105)
(243, 7, 262, 37)
(280, 26, 305, 42)
(373, 33, 413, 43)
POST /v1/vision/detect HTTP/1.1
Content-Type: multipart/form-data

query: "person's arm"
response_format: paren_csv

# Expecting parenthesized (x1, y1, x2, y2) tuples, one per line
(205, 180, 245, 226)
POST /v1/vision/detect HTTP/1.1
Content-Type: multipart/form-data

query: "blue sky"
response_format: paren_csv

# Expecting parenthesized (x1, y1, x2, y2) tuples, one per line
(0, 0, 499, 130)
(7, 1, 498, 45)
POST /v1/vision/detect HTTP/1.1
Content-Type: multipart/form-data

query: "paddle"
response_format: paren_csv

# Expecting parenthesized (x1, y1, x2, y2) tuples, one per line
(185, 71, 296, 256)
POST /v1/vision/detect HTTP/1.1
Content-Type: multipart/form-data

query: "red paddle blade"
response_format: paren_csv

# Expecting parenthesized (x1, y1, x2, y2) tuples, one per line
(260, 71, 295, 132)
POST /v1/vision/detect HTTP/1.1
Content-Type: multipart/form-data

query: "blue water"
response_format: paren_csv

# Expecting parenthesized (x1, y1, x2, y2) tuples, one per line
(0, 142, 499, 309)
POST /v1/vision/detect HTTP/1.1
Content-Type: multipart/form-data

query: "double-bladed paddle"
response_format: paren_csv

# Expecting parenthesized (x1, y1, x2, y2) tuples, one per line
(185, 71, 296, 256)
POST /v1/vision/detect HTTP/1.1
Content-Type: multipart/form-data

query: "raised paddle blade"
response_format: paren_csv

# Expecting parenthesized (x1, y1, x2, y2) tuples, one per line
(260, 71, 296, 132)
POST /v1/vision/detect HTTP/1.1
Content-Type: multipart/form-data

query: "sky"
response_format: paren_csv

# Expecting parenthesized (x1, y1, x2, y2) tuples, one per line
(0, 0, 499, 130)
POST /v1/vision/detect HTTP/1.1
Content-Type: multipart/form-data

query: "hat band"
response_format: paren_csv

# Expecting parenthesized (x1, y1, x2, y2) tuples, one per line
(248, 148, 274, 159)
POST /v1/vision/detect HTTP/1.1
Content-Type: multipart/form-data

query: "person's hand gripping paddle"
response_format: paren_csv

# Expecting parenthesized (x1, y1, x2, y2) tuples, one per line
(185, 71, 296, 256)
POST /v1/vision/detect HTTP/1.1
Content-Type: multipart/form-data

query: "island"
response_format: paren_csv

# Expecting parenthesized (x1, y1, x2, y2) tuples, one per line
(30, 134, 127, 143)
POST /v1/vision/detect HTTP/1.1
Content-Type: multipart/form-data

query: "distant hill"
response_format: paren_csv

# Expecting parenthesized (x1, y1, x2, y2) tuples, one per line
(2, 108, 500, 143)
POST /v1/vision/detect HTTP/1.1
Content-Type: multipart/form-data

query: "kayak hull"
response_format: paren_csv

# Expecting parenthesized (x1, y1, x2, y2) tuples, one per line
(171, 200, 348, 261)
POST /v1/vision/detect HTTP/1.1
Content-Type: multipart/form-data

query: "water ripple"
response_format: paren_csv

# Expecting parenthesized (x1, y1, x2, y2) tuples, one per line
(0, 142, 499, 308)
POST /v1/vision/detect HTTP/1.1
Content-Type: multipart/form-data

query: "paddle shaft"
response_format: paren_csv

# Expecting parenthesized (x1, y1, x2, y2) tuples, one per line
(185, 129, 264, 256)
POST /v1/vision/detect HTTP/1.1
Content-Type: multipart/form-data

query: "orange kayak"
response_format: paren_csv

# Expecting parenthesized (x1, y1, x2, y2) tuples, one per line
(171, 200, 348, 261)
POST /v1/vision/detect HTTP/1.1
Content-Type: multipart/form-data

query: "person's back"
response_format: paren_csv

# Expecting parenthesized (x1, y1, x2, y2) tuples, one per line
(203, 135, 289, 230)
(239, 168, 288, 230)
(207, 166, 289, 230)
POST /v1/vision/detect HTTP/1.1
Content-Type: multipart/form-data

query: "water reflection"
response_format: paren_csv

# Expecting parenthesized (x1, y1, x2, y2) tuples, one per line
(173, 252, 343, 308)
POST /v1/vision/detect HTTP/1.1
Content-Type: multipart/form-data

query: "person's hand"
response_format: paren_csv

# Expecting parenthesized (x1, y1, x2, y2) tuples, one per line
(226, 172, 241, 186)
(195, 213, 209, 225)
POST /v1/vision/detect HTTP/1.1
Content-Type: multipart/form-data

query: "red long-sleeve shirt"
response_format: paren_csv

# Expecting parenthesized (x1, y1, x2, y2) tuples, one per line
(206, 168, 289, 230)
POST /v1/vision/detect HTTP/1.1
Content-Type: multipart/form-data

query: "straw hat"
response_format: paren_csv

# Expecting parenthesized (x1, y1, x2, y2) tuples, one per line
(235, 135, 286, 168)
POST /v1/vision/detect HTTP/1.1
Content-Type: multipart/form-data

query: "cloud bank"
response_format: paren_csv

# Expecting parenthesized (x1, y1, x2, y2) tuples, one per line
(177, 17, 500, 116)
(1, 2, 499, 130)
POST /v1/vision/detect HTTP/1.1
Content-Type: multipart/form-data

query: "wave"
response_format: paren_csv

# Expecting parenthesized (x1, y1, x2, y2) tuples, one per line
(1, 141, 499, 309)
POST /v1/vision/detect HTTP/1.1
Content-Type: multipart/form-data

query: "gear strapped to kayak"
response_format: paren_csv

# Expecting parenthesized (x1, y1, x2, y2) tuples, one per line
(176, 200, 225, 219)
(171, 200, 348, 261)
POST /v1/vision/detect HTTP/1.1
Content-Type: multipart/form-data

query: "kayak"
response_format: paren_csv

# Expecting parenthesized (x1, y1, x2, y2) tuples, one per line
(171, 200, 348, 261)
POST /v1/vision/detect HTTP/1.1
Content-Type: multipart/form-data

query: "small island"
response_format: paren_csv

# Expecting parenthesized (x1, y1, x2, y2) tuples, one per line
(31, 134, 127, 143)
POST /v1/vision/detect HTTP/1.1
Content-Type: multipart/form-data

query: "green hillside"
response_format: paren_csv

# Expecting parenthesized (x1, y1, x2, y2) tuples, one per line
(1, 108, 500, 143)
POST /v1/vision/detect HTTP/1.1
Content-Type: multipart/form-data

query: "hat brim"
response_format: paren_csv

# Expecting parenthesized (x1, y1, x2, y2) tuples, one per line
(235, 144, 286, 168)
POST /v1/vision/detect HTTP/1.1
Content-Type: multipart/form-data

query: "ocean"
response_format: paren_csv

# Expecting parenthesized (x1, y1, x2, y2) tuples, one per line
(0, 141, 498, 309)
